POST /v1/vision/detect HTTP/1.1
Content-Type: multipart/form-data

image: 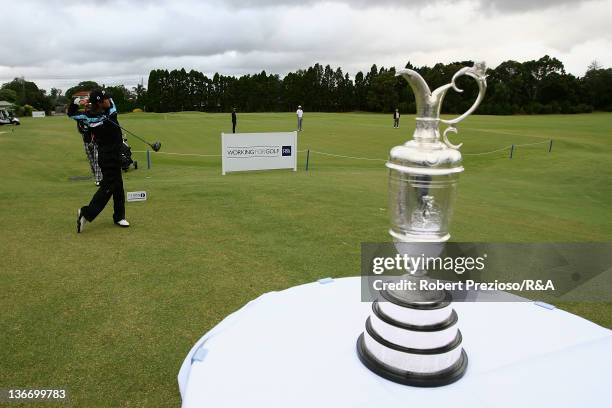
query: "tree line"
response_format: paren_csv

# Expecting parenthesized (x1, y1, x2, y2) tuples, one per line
(2, 55, 611, 116)
(146, 56, 612, 115)
(0, 79, 147, 116)
(0, 78, 56, 116)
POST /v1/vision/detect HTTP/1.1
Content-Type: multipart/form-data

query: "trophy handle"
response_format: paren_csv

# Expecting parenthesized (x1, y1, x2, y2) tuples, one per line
(440, 64, 488, 149)
(442, 126, 461, 149)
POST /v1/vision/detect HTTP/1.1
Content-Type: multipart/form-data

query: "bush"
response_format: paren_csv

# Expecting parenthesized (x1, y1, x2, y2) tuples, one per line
(528, 102, 544, 115)
(397, 102, 409, 114)
(540, 104, 553, 114)
(23, 105, 33, 117)
(132, 108, 143, 113)
(549, 101, 561, 114)
(560, 101, 573, 114)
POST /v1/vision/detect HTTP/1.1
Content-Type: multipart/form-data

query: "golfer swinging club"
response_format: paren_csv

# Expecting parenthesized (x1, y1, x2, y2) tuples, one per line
(68, 89, 129, 232)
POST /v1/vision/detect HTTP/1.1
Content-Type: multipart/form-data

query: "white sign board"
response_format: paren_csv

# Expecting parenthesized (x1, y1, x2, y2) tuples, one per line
(32, 111, 46, 118)
(221, 132, 297, 175)
(127, 191, 147, 202)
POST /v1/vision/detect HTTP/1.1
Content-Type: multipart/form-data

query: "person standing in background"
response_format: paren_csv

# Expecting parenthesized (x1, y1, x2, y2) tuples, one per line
(296, 105, 304, 131)
(231, 108, 237, 133)
(393, 108, 400, 128)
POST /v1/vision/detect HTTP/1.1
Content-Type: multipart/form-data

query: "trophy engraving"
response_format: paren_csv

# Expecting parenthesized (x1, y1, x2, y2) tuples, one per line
(411, 195, 441, 233)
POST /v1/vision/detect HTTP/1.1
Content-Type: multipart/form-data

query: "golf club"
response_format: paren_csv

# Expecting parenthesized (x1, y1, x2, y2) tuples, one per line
(104, 116, 162, 152)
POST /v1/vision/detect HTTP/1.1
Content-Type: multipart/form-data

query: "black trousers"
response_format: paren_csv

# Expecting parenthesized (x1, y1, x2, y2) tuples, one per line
(81, 152, 125, 223)
(232, 122, 236, 133)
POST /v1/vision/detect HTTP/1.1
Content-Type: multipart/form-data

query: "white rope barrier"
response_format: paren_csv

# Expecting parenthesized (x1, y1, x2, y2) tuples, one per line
(133, 150, 221, 157)
(308, 150, 387, 162)
(463, 146, 512, 156)
(514, 140, 551, 147)
(134, 139, 552, 163)
(463, 140, 551, 156)
(136, 149, 309, 157)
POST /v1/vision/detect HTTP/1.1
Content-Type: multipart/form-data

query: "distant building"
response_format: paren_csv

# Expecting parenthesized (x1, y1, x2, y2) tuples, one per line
(54, 104, 67, 115)
(0, 100, 14, 111)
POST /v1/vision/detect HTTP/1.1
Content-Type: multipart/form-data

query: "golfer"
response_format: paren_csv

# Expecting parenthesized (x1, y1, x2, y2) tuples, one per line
(393, 108, 400, 128)
(296, 105, 304, 131)
(68, 89, 129, 232)
(231, 108, 237, 133)
(76, 110, 102, 186)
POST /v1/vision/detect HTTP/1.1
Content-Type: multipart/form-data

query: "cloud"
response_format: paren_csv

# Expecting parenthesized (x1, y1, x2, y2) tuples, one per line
(213, 0, 581, 11)
(478, 0, 578, 11)
(0, 0, 610, 91)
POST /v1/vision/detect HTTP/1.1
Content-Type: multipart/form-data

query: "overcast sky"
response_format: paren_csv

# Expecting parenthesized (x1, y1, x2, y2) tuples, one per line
(1, 0, 610, 92)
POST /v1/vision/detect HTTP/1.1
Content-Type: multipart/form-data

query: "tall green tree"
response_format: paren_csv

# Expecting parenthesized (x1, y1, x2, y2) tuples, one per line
(0, 88, 18, 103)
(1, 78, 52, 112)
(105, 85, 135, 112)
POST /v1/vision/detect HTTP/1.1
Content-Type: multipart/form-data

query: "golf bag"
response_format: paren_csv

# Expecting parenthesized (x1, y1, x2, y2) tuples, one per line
(77, 121, 102, 183)
(120, 138, 138, 171)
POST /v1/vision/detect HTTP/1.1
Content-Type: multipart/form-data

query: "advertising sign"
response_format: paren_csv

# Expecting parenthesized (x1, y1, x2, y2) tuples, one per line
(221, 132, 297, 175)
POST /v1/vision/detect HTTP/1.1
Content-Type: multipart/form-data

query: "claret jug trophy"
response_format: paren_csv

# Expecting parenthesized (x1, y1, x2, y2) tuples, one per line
(357, 63, 488, 386)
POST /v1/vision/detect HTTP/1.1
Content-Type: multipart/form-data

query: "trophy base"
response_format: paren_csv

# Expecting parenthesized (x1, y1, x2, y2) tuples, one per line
(356, 334, 468, 387)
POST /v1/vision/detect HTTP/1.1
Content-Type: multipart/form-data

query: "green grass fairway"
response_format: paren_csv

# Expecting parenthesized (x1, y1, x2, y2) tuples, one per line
(1, 112, 611, 406)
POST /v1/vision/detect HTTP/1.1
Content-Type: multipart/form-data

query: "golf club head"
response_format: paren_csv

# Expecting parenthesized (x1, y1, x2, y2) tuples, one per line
(151, 141, 162, 152)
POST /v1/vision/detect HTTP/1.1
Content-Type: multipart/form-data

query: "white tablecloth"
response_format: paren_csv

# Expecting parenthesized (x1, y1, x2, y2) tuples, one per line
(178, 277, 612, 407)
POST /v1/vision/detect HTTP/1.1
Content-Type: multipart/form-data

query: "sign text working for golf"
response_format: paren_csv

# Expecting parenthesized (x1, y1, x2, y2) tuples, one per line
(221, 132, 297, 175)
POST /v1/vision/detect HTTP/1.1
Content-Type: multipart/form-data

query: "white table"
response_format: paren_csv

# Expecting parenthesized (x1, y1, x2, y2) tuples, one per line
(179, 277, 612, 407)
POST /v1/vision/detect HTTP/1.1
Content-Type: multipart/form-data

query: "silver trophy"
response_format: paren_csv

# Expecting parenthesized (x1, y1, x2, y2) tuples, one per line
(357, 63, 487, 386)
